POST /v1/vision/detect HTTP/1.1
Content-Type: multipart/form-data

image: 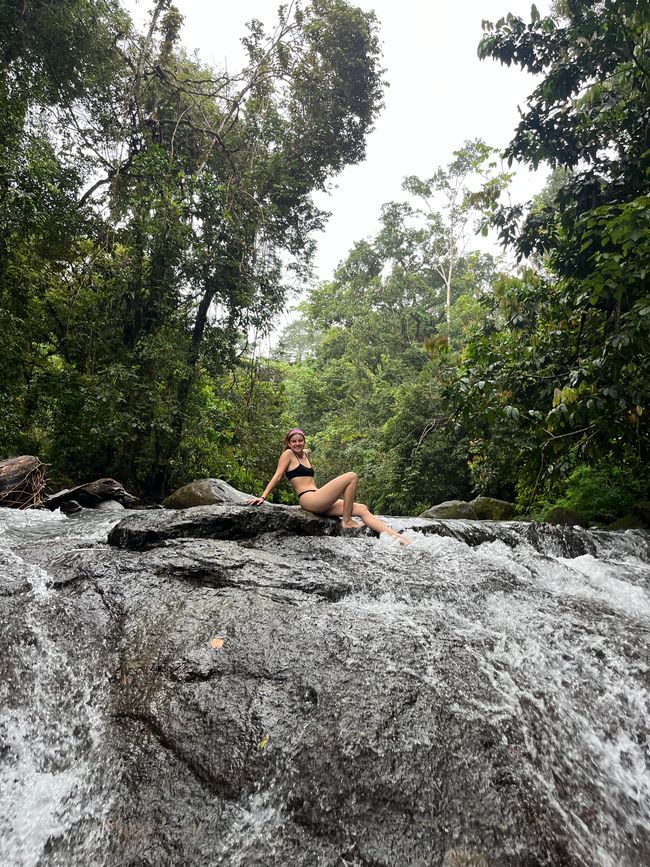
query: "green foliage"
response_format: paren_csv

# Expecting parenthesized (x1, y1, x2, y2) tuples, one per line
(172, 359, 294, 501)
(544, 462, 649, 524)
(0, 0, 385, 497)
(451, 1, 650, 507)
(273, 165, 508, 514)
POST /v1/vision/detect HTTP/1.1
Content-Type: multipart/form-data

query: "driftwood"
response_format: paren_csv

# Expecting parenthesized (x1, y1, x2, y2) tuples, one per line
(0, 455, 47, 509)
(44, 478, 139, 511)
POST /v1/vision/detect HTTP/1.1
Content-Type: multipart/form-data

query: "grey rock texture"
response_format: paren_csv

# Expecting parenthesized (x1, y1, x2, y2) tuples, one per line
(163, 478, 255, 509)
(420, 496, 516, 521)
(108, 503, 362, 549)
(419, 498, 476, 519)
(2, 504, 649, 867)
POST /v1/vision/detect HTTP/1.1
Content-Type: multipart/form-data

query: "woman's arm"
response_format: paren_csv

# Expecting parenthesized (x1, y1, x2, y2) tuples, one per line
(247, 451, 292, 505)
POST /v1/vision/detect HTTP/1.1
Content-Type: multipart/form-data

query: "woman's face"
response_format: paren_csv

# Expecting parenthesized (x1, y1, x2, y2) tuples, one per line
(288, 433, 305, 453)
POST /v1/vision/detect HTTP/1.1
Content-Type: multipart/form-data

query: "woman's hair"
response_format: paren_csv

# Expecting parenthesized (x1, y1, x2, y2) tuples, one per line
(282, 428, 305, 451)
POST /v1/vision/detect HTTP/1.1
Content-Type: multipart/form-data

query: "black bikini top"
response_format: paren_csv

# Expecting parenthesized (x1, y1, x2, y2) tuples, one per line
(285, 459, 315, 480)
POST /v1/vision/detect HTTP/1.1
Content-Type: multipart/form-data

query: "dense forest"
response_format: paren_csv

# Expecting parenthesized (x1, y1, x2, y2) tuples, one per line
(1, 0, 648, 524)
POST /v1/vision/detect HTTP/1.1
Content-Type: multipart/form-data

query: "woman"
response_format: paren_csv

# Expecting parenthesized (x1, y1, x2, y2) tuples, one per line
(247, 428, 410, 545)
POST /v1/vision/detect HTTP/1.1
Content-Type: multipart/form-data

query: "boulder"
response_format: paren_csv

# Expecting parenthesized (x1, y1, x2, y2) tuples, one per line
(419, 500, 477, 519)
(59, 499, 83, 516)
(96, 499, 125, 512)
(468, 496, 516, 521)
(108, 503, 347, 550)
(542, 506, 589, 527)
(44, 478, 138, 510)
(607, 514, 647, 531)
(163, 478, 253, 509)
(420, 496, 515, 521)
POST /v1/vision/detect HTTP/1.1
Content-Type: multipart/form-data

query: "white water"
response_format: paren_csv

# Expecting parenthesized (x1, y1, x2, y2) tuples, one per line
(1, 507, 649, 866)
(0, 508, 120, 867)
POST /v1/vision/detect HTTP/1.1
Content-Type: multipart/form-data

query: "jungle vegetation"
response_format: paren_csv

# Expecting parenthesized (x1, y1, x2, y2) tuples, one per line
(1, 0, 648, 523)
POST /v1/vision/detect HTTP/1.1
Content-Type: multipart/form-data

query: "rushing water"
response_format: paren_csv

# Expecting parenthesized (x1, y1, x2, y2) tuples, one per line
(1, 506, 649, 866)
(0, 508, 122, 867)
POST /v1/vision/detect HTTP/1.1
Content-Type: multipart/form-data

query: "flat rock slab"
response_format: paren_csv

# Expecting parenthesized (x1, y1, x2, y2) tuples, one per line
(2, 503, 650, 866)
(108, 503, 353, 549)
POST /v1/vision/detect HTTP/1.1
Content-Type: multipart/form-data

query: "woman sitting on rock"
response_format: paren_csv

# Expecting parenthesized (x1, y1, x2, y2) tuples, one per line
(247, 428, 410, 546)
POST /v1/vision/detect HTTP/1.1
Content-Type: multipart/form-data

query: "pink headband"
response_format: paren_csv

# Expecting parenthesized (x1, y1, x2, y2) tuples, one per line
(287, 428, 305, 438)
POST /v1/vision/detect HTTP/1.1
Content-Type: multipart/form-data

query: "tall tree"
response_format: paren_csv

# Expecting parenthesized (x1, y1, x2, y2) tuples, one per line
(456, 0, 650, 504)
(0, 0, 385, 496)
(402, 139, 511, 327)
(276, 182, 501, 513)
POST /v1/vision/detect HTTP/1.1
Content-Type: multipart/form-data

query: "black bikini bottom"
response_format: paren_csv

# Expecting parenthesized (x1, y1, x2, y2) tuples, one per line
(297, 489, 317, 498)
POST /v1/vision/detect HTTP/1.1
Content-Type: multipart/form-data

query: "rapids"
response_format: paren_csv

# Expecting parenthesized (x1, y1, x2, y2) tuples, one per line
(0, 505, 648, 866)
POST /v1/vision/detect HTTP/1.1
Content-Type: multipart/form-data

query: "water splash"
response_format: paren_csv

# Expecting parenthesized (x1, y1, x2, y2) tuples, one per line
(1, 506, 649, 865)
(0, 514, 121, 866)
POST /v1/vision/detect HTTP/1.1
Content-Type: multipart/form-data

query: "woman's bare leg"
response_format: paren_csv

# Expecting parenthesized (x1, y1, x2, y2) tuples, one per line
(298, 473, 358, 520)
(324, 500, 411, 546)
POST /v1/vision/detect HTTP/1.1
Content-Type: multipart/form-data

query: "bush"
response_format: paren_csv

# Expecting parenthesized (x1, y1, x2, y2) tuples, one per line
(551, 463, 648, 524)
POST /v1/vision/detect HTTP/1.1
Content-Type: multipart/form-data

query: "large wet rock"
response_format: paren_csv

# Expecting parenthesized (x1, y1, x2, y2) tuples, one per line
(108, 503, 349, 549)
(163, 478, 254, 509)
(2, 505, 649, 867)
(108, 503, 633, 560)
(44, 477, 138, 510)
(420, 496, 516, 521)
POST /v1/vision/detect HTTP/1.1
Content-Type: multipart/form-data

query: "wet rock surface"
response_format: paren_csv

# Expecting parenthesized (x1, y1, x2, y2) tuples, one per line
(108, 502, 349, 549)
(1, 506, 650, 866)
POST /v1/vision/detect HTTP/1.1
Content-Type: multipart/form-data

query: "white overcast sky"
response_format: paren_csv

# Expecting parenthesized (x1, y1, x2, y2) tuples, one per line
(127, 0, 550, 333)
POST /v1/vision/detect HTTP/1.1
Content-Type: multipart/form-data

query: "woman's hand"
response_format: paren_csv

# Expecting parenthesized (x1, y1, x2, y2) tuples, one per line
(246, 496, 266, 506)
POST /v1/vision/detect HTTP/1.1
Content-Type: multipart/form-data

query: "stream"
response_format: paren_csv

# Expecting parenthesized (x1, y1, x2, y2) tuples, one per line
(1, 505, 648, 866)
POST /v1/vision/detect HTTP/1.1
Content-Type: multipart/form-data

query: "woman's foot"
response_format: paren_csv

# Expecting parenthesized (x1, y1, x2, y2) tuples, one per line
(387, 529, 411, 546)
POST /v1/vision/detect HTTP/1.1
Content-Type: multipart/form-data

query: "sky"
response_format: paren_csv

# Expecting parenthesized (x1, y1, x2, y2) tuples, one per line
(126, 0, 551, 336)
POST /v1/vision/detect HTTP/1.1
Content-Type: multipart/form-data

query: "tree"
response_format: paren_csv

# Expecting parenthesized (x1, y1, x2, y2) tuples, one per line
(275, 175, 504, 513)
(0, 0, 385, 497)
(0, 0, 130, 461)
(455, 0, 650, 507)
(402, 139, 511, 327)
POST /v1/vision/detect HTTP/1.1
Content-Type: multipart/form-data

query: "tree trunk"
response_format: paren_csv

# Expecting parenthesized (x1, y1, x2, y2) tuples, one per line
(0, 456, 46, 509)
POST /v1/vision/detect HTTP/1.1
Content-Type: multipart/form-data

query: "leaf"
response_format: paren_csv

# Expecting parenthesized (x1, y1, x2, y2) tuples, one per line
(210, 637, 224, 650)
(258, 733, 270, 750)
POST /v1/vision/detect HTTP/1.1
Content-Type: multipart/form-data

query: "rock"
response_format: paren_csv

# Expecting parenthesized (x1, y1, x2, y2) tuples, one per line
(467, 496, 516, 520)
(2, 505, 649, 865)
(420, 496, 515, 521)
(633, 500, 650, 526)
(60, 499, 83, 516)
(44, 478, 138, 510)
(108, 503, 343, 549)
(420, 500, 477, 519)
(542, 506, 589, 527)
(96, 499, 125, 512)
(163, 478, 253, 509)
(608, 514, 648, 531)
